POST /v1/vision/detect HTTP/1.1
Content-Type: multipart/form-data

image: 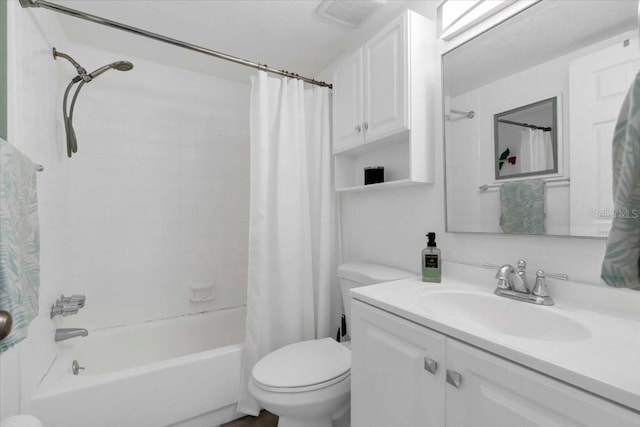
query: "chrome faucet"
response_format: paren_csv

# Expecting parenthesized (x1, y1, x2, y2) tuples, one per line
(485, 260, 568, 306)
(51, 294, 86, 318)
(55, 328, 88, 342)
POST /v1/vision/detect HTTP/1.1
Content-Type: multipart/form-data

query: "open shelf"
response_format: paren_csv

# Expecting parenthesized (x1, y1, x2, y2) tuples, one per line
(336, 179, 426, 193)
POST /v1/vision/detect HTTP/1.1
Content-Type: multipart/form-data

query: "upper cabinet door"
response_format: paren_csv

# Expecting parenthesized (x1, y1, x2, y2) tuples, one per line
(333, 49, 364, 153)
(363, 13, 408, 143)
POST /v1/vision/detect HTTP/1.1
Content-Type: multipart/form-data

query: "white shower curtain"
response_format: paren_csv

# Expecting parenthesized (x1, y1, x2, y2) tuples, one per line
(519, 128, 553, 173)
(237, 71, 335, 416)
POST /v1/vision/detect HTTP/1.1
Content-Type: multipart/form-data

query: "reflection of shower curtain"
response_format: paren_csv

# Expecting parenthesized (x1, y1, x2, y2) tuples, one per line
(237, 71, 334, 416)
(519, 129, 553, 173)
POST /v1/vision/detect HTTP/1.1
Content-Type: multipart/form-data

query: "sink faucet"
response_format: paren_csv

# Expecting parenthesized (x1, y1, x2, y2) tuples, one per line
(485, 260, 568, 306)
(55, 328, 88, 342)
(495, 264, 526, 292)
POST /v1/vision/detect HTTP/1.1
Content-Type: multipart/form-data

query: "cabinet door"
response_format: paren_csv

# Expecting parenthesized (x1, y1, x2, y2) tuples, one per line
(333, 49, 364, 153)
(446, 339, 640, 427)
(363, 13, 408, 143)
(351, 300, 446, 427)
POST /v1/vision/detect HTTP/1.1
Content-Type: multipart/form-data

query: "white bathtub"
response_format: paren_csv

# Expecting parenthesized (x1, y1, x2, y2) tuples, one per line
(29, 307, 246, 427)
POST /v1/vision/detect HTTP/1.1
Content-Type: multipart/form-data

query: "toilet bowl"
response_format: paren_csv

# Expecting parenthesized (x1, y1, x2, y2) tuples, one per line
(0, 415, 42, 427)
(249, 262, 414, 427)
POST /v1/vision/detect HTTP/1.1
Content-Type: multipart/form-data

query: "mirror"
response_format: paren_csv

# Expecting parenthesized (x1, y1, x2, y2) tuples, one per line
(443, 0, 639, 237)
(494, 97, 557, 180)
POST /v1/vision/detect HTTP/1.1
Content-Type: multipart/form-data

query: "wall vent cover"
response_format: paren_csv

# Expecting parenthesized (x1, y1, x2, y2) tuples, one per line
(316, 0, 386, 27)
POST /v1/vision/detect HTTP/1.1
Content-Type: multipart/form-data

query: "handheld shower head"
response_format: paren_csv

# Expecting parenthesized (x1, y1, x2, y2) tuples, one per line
(88, 61, 134, 79)
(53, 47, 134, 157)
(113, 61, 134, 72)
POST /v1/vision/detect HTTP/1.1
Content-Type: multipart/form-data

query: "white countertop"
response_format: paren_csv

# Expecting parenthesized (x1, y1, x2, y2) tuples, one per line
(350, 265, 640, 413)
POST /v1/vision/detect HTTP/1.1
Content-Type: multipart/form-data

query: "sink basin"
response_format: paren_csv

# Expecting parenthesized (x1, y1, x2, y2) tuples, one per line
(416, 290, 590, 342)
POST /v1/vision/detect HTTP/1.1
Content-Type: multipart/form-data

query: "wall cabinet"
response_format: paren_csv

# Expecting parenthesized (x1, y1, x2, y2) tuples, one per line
(351, 300, 640, 427)
(332, 11, 435, 191)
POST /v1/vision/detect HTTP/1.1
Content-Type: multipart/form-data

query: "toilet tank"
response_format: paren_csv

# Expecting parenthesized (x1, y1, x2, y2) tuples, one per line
(338, 262, 414, 336)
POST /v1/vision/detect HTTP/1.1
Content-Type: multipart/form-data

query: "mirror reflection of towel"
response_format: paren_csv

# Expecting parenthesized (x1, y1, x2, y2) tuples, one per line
(500, 179, 545, 234)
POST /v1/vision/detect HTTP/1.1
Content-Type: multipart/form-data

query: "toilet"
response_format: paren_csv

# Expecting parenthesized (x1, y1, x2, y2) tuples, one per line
(249, 262, 415, 427)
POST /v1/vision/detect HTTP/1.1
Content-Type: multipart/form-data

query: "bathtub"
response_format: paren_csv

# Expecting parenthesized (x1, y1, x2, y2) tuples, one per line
(29, 306, 246, 427)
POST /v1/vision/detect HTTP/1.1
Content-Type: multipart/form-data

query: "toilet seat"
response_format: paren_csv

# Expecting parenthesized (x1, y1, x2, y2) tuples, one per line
(252, 338, 351, 393)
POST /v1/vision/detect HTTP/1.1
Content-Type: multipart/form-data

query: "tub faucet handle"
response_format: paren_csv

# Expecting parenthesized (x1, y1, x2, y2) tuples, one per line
(61, 294, 86, 308)
(50, 303, 80, 318)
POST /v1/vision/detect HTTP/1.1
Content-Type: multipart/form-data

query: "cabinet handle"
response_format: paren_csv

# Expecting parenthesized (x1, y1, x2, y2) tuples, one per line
(423, 357, 438, 375)
(446, 369, 462, 388)
(363, 122, 369, 131)
(355, 125, 361, 133)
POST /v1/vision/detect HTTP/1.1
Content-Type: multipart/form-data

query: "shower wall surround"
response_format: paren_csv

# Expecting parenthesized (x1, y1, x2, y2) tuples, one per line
(2, 4, 250, 418)
(64, 43, 250, 330)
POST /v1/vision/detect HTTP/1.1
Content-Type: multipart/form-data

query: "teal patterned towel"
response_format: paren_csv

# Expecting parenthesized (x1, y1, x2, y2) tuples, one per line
(0, 138, 40, 353)
(602, 71, 640, 290)
(500, 179, 545, 234)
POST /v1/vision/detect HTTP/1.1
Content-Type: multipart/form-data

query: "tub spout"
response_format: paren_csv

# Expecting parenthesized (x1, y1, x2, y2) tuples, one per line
(55, 328, 88, 342)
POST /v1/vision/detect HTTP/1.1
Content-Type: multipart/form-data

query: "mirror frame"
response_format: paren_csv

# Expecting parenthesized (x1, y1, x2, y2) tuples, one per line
(493, 96, 558, 180)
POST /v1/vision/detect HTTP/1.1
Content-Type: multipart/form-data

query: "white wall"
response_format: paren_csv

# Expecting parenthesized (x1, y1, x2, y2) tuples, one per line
(60, 43, 250, 331)
(2, 0, 68, 418)
(319, 2, 609, 296)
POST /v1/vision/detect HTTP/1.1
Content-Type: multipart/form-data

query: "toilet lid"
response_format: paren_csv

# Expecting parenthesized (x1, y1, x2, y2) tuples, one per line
(252, 338, 350, 390)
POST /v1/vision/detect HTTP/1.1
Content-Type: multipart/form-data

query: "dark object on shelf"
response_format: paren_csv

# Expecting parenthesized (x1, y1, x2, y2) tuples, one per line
(364, 166, 384, 185)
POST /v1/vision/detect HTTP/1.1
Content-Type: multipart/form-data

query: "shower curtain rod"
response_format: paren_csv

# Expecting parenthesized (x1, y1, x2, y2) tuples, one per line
(498, 118, 551, 132)
(18, 0, 332, 89)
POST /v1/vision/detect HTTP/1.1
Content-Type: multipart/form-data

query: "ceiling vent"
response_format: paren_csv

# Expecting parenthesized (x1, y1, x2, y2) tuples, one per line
(316, 0, 387, 27)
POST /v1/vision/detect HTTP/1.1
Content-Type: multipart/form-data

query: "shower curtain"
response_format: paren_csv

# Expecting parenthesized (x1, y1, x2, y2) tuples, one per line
(519, 128, 553, 173)
(237, 71, 334, 416)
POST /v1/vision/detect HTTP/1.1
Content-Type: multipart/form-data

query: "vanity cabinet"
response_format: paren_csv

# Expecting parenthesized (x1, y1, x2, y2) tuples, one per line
(351, 299, 640, 427)
(332, 10, 434, 191)
(351, 299, 446, 426)
(446, 339, 639, 427)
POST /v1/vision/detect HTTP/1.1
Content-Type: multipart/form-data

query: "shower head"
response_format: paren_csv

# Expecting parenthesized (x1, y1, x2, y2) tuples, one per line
(88, 61, 134, 79)
(113, 61, 134, 72)
(52, 47, 135, 157)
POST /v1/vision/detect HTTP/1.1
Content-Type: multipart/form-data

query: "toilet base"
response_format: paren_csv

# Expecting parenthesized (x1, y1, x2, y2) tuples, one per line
(278, 416, 332, 427)
(249, 374, 350, 427)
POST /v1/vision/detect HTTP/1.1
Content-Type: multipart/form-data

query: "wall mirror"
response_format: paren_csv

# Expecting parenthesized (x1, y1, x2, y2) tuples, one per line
(494, 97, 557, 180)
(443, 0, 638, 237)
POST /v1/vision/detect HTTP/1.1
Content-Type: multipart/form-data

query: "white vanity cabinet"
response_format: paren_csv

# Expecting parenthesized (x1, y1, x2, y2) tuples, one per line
(446, 339, 639, 427)
(351, 299, 640, 427)
(332, 10, 434, 191)
(351, 300, 446, 427)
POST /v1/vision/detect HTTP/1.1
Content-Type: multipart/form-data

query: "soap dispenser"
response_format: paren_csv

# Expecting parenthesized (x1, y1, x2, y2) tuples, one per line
(422, 232, 441, 283)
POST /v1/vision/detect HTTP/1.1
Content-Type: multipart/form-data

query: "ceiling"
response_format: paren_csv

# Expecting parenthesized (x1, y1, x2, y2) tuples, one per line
(51, 0, 414, 85)
(444, 0, 638, 97)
